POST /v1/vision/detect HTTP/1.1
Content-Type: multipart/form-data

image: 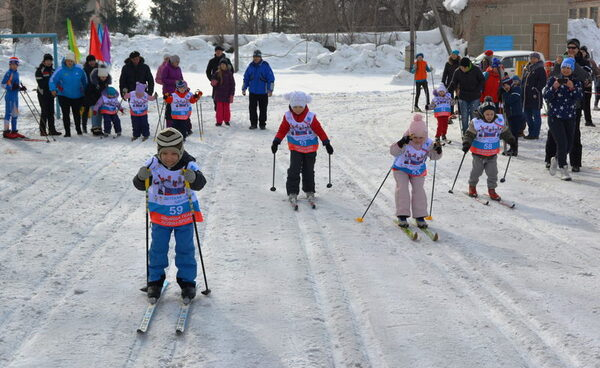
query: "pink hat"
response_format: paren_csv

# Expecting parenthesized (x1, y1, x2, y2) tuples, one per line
(405, 114, 428, 138)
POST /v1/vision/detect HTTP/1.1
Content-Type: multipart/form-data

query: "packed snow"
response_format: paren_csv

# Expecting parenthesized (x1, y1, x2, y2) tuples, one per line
(443, 0, 469, 14)
(1, 27, 600, 368)
(568, 18, 600, 58)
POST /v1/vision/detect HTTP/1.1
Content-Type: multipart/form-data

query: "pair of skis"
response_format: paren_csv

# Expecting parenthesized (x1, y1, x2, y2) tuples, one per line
(393, 219, 439, 242)
(464, 192, 516, 209)
(136, 282, 192, 335)
(289, 197, 316, 211)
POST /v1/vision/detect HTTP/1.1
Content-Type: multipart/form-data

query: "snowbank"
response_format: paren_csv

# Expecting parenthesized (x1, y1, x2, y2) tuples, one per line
(443, 0, 469, 14)
(568, 18, 600, 58)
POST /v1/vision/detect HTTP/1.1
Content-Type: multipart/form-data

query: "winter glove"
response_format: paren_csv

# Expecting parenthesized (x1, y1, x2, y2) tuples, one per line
(325, 142, 334, 155)
(462, 141, 471, 153)
(19, 84, 27, 91)
(183, 169, 196, 183)
(397, 135, 412, 148)
(271, 140, 279, 154)
(433, 141, 443, 154)
(242, 89, 247, 96)
(229, 95, 234, 103)
(136, 167, 151, 181)
(12, 83, 19, 91)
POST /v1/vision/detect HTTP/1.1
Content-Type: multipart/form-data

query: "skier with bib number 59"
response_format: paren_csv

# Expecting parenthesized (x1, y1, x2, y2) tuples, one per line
(271, 91, 333, 208)
(133, 128, 207, 301)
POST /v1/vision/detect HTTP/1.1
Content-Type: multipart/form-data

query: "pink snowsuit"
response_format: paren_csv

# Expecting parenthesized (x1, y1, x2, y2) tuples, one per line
(390, 114, 442, 218)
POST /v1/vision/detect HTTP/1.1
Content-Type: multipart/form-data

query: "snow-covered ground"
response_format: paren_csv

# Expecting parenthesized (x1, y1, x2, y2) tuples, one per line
(1, 27, 600, 368)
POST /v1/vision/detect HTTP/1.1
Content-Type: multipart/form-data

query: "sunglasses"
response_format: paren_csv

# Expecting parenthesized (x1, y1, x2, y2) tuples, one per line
(567, 46, 578, 49)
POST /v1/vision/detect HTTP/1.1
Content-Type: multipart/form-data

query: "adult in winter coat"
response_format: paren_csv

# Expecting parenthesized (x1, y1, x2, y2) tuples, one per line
(155, 54, 169, 86)
(206, 45, 233, 110)
(160, 55, 184, 128)
(81, 55, 98, 134)
(119, 51, 154, 97)
(547, 39, 591, 172)
(580, 46, 596, 127)
(242, 50, 275, 130)
(35, 53, 60, 136)
(543, 57, 583, 181)
(500, 76, 525, 156)
(447, 57, 485, 134)
(442, 50, 460, 115)
(211, 59, 235, 126)
(86, 65, 112, 136)
(480, 50, 494, 71)
(521, 52, 547, 139)
(49, 51, 88, 137)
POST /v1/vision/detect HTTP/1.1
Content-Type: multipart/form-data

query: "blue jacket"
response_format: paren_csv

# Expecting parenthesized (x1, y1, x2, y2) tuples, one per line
(242, 60, 275, 94)
(49, 59, 88, 99)
(1, 69, 20, 97)
(543, 76, 583, 120)
(501, 85, 524, 118)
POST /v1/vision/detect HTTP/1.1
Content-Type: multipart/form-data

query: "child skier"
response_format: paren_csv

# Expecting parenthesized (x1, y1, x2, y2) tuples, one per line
(500, 76, 525, 156)
(164, 80, 201, 139)
(2, 57, 26, 139)
(270, 91, 333, 207)
(426, 84, 453, 144)
(411, 53, 432, 112)
(391, 114, 442, 228)
(93, 86, 124, 137)
(211, 59, 235, 126)
(462, 97, 516, 200)
(133, 128, 207, 300)
(124, 82, 157, 141)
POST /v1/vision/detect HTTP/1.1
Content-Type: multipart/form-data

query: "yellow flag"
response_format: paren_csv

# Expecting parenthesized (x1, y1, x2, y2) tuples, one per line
(66, 18, 81, 63)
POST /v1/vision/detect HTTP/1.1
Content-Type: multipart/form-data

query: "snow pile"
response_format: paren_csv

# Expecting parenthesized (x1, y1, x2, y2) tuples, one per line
(568, 18, 600, 57)
(443, 0, 469, 14)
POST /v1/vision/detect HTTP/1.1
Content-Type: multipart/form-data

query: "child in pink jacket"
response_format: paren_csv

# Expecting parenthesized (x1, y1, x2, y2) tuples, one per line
(390, 114, 442, 228)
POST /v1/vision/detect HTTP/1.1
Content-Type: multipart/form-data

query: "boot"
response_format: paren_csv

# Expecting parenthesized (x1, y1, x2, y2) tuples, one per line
(488, 188, 501, 201)
(12, 131, 26, 138)
(147, 276, 165, 302)
(549, 157, 558, 176)
(468, 185, 477, 197)
(225, 121, 230, 126)
(3, 130, 15, 139)
(82, 123, 88, 134)
(509, 140, 518, 157)
(178, 279, 197, 300)
(560, 166, 572, 181)
(415, 217, 428, 228)
(75, 123, 83, 135)
(64, 122, 71, 137)
(396, 216, 409, 228)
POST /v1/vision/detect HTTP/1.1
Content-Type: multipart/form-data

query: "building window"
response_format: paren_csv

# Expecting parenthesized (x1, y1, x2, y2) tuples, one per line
(591, 7, 598, 24)
(569, 8, 577, 19)
(579, 7, 588, 18)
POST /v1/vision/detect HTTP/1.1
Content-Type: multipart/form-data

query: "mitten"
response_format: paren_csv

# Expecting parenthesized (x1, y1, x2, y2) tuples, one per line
(137, 167, 151, 181)
(462, 141, 471, 153)
(325, 142, 334, 155)
(183, 169, 196, 183)
(397, 135, 411, 148)
(271, 140, 279, 154)
(433, 141, 442, 154)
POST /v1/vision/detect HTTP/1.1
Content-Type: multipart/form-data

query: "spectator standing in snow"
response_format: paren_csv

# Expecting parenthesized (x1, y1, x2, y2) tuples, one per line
(500, 76, 525, 156)
(521, 52, 547, 139)
(119, 51, 154, 97)
(206, 45, 233, 111)
(580, 46, 596, 127)
(543, 57, 583, 181)
(411, 53, 432, 112)
(49, 51, 88, 137)
(35, 53, 60, 136)
(242, 50, 275, 130)
(442, 50, 460, 119)
(80, 55, 97, 134)
(447, 57, 485, 134)
(211, 60, 235, 126)
(480, 50, 494, 71)
(481, 58, 503, 104)
(155, 54, 169, 86)
(86, 64, 112, 136)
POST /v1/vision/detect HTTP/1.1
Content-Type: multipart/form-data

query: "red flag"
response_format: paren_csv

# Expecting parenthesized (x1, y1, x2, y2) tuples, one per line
(89, 21, 103, 61)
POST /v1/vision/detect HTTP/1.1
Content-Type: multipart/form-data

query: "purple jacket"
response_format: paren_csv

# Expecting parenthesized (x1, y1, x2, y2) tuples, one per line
(211, 70, 235, 103)
(160, 62, 183, 94)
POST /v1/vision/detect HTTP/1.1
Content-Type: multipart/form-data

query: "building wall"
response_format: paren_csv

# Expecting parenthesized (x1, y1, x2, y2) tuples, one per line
(569, 0, 600, 25)
(456, 0, 568, 61)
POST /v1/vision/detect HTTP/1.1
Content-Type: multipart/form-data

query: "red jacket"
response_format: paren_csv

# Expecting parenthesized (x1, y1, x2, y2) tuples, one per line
(274, 107, 329, 153)
(481, 67, 501, 103)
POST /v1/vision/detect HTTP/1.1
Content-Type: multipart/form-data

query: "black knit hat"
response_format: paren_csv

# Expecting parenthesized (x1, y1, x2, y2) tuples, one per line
(86, 54, 96, 62)
(43, 53, 53, 61)
(567, 38, 580, 48)
(129, 51, 141, 59)
(215, 45, 225, 52)
(459, 57, 471, 67)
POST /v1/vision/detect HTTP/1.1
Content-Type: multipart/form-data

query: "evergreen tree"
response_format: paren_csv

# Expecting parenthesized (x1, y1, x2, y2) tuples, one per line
(151, 0, 199, 36)
(104, 0, 141, 36)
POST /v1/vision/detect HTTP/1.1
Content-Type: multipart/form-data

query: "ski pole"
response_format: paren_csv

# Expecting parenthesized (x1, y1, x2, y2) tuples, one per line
(199, 98, 204, 137)
(326, 154, 332, 188)
(448, 151, 467, 194)
(355, 168, 392, 223)
(20, 90, 49, 143)
(500, 154, 512, 183)
(270, 152, 277, 191)
(24, 89, 54, 140)
(145, 176, 150, 287)
(425, 159, 437, 220)
(195, 99, 203, 141)
(184, 171, 211, 296)
(153, 100, 165, 141)
(411, 80, 416, 113)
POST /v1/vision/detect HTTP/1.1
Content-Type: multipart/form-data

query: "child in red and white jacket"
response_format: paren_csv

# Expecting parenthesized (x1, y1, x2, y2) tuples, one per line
(426, 84, 453, 143)
(164, 80, 201, 139)
(271, 91, 333, 205)
(124, 82, 158, 141)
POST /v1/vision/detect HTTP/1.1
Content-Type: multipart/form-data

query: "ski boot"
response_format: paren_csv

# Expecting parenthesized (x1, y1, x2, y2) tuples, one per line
(142, 136, 149, 142)
(147, 278, 165, 303)
(116, 132, 122, 137)
(468, 185, 478, 198)
(131, 136, 139, 141)
(12, 131, 26, 138)
(396, 216, 409, 228)
(215, 123, 222, 127)
(288, 194, 298, 210)
(178, 279, 196, 301)
(414, 105, 423, 113)
(225, 121, 230, 126)
(488, 188, 501, 201)
(415, 217, 428, 229)
(442, 135, 450, 144)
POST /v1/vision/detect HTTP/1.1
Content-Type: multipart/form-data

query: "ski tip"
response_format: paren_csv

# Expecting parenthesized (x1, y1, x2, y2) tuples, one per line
(136, 328, 146, 334)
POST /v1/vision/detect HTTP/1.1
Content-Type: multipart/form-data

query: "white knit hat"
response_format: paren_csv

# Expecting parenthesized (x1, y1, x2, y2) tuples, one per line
(64, 51, 76, 62)
(284, 91, 312, 108)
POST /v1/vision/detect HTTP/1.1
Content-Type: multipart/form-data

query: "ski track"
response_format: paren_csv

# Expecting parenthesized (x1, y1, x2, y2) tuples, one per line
(1, 92, 599, 367)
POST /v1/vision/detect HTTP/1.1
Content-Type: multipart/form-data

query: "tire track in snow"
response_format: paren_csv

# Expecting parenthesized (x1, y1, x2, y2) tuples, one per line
(332, 150, 590, 368)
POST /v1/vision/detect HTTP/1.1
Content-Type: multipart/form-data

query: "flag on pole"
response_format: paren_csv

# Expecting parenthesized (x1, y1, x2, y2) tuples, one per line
(89, 20, 103, 61)
(98, 23, 104, 43)
(66, 18, 81, 63)
(101, 24, 111, 64)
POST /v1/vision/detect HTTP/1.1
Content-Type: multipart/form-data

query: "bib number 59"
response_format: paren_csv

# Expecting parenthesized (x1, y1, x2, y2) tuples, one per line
(169, 206, 184, 215)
